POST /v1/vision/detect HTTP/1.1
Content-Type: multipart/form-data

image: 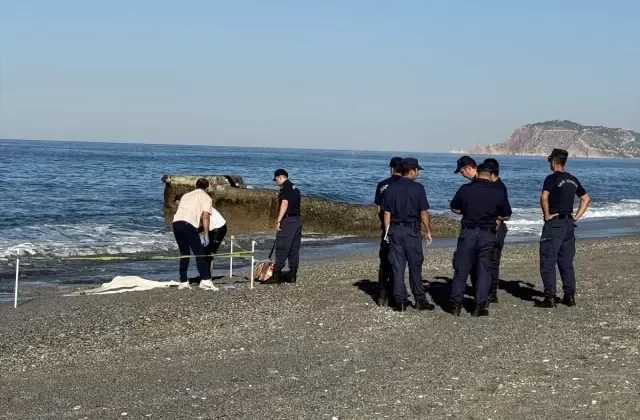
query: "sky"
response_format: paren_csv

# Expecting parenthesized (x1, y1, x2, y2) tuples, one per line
(1, 1, 639, 152)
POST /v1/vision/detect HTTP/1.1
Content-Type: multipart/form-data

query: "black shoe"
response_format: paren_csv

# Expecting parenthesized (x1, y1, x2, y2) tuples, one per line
(415, 300, 436, 311)
(535, 297, 557, 308)
(446, 302, 462, 316)
(263, 268, 284, 284)
(471, 303, 489, 317)
(285, 268, 298, 284)
(561, 294, 576, 307)
(394, 300, 408, 312)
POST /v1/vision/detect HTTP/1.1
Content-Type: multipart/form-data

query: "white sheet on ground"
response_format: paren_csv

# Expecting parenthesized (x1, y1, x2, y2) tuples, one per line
(66, 276, 182, 296)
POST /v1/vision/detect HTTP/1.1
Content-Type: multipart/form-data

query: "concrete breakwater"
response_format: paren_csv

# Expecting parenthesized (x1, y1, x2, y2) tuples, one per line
(162, 174, 458, 238)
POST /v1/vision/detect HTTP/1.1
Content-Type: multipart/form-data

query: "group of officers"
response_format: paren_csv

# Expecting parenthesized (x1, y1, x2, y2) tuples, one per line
(375, 149, 590, 316)
(171, 149, 591, 317)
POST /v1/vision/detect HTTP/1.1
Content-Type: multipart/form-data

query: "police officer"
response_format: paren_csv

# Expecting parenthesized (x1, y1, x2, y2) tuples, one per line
(448, 163, 512, 317)
(537, 148, 590, 308)
(452, 156, 479, 288)
(381, 158, 435, 312)
(268, 169, 303, 284)
(374, 156, 404, 307)
(483, 158, 508, 303)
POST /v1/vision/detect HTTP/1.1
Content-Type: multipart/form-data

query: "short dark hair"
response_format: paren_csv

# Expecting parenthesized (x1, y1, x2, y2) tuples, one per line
(552, 156, 567, 166)
(196, 178, 209, 190)
(483, 158, 500, 176)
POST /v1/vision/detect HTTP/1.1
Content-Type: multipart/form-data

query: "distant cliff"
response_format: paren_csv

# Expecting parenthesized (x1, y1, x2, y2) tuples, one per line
(458, 120, 640, 158)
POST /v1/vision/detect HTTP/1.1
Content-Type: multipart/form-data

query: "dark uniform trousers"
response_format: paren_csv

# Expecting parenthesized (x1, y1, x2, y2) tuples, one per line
(378, 233, 394, 303)
(388, 225, 426, 303)
(454, 223, 507, 294)
(539, 217, 576, 297)
(172, 221, 209, 281)
(275, 216, 302, 270)
(451, 228, 496, 305)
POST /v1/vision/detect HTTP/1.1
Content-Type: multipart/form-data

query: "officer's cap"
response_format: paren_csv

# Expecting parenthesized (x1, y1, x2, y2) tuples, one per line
(454, 156, 477, 174)
(477, 163, 492, 173)
(389, 156, 404, 168)
(400, 158, 424, 170)
(273, 168, 288, 181)
(548, 148, 569, 162)
(483, 158, 499, 172)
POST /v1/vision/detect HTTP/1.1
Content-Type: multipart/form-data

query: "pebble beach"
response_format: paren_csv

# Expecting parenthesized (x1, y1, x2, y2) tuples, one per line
(1, 237, 640, 419)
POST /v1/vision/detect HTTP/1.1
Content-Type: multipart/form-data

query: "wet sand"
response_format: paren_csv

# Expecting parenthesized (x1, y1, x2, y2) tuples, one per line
(1, 237, 640, 419)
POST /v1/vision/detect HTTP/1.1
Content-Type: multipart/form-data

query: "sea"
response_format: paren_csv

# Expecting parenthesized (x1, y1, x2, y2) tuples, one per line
(1, 139, 639, 301)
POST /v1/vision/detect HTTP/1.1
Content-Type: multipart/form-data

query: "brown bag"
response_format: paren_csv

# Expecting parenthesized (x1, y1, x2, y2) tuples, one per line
(253, 241, 276, 282)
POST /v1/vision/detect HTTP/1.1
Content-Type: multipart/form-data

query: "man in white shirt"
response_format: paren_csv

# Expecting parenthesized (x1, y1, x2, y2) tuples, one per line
(172, 178, 212, 287)
(201, 206, 228, 280)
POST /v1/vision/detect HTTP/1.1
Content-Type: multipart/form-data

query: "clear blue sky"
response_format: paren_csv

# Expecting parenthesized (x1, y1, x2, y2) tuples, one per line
(1, 1, 638, 151)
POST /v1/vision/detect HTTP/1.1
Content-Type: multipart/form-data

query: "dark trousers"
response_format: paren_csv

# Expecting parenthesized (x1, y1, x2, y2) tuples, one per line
(172, 221, 209, 281)
(378, 235, 395, 305)
(388, 225, 426, 303)
(539, 218, 576, 297)
(275, 216, 302, 270)
(203, 224, 228, 279)
(450, 228, 496, 305)
(454, 223, 507, 295)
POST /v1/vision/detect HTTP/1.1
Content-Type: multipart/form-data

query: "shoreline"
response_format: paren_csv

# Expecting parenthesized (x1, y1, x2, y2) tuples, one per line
(2, 236, 640, 418)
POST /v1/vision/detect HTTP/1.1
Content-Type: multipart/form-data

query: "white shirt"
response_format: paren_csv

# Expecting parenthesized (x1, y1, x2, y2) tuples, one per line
(209, 207, 227, 230)
(173, 189, 212, 229)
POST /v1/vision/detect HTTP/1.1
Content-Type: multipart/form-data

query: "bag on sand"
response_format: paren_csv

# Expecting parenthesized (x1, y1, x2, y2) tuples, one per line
(254, 241, 276, 282)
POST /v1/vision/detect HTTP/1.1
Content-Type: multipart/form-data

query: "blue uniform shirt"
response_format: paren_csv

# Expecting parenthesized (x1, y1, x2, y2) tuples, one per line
(381, 177, 430, 223)
(278, 180, 301, 214)
(375, 174, 402, 225)
(542, 171, 587, 216)
(450, 178, 512, 229)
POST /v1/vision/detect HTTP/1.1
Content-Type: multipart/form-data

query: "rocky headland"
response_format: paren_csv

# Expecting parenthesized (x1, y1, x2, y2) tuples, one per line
(457, 120, 640, 158)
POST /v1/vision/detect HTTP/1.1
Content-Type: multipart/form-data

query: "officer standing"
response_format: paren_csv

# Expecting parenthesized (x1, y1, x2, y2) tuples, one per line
(448, 163, 512, 317)
(381, 158, 436, 312)
(374, 156, 404, 307)
(269, 169, 303, 284)
(452, 156, 479, 288)
(483, 158, 508, 303)
(537, 148, 590, 308)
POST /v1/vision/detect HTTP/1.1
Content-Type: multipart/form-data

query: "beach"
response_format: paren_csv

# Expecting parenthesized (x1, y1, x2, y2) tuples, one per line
(2, 237, 639, 419)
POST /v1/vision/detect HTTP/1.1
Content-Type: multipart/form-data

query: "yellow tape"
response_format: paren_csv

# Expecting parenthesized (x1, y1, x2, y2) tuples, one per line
(20, 251, 254, 262)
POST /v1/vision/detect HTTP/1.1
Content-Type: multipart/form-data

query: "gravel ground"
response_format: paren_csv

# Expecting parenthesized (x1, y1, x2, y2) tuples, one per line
(1, 237, 640, 419)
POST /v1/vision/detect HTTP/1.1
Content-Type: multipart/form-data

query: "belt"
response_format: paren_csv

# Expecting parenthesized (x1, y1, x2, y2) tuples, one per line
(391, 221, 418, 227)
(284, 212, 301, 217)
(556, 214, 573, 219)
(463, 226, 496, 233)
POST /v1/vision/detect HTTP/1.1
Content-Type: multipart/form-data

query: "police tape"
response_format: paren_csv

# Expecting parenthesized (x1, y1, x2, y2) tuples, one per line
(13, 250, 255, 262)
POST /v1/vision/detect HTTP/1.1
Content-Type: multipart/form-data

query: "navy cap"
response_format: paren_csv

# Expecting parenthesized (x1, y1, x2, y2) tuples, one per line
(389, 156, 403, 168)
(483, 158, 499, 172)
(548, 148, 569, 162)
(477, 163, 492, 173)
(273, 168, 288, 181)
(400, 157, 424, 170)
(454, 156, 477, 174)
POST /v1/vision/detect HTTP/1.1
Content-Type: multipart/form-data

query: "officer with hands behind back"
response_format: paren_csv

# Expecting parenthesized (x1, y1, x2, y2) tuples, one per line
(381, 158, 436, 312)
(266, 169, 303, 285)
(537, 148, 590, 308)
(448, 163, 512, 317)
(482, 158, 508, 303)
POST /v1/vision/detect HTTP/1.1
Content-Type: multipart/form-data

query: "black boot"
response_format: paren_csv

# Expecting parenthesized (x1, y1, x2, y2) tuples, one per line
(446, 302, 462, 316)
(415, 299, 436, 311)
(286, 268, 298, 284)
(471, 302, 489, 317)
(535, 297, 557, 308)
(263, 267, 284, 284)
(561, 294, 576, 307)
(377, 286, 388, 307)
